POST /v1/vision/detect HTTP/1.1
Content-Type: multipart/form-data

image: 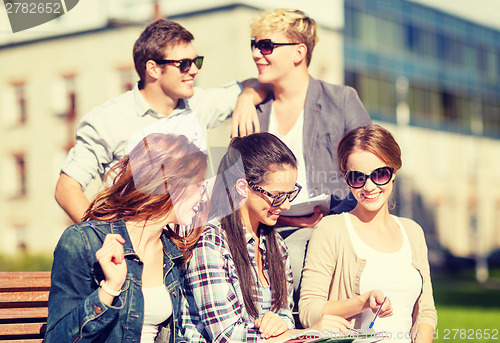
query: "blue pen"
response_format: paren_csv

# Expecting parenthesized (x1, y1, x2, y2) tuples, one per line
(369, 296, 386, 329)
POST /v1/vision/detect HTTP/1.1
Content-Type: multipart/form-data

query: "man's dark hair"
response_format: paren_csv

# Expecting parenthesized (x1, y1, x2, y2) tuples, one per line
(133, 19, 194, 82)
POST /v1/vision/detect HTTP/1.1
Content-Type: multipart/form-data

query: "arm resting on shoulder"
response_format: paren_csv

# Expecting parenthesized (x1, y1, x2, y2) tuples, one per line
(231, 79, 272, 137)
(55, 173, 90, 223)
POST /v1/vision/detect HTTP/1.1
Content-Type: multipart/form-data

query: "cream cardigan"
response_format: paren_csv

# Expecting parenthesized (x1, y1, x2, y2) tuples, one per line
(299, 213, 437, 336)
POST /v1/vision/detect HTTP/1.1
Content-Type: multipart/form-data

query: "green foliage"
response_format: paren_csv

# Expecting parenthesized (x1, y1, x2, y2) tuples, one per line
(0, 252, 53, 272)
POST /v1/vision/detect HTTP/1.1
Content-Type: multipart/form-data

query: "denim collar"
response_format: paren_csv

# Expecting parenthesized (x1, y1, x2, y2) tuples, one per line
(90, 220, 183, 261)
(160, 232, 184, 261)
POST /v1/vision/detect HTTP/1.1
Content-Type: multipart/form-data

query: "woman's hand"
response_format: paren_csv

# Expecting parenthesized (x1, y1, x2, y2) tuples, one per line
(254, 311, 288, 339)
(310, 314, 351, 334)
(96, 234, 127, 295)
(366, 290, 393, 318)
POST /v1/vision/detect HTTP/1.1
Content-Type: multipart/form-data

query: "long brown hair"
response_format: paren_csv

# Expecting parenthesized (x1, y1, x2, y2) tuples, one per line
(83, 133, 208, 260)
(210, 133, 297, 318)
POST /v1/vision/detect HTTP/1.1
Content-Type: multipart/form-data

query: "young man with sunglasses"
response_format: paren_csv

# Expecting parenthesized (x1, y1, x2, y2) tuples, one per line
(55, 19, 265, 223)
(245, 9, 372, 296)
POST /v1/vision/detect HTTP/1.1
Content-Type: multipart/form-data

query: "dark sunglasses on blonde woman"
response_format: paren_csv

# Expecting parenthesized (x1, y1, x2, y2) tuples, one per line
(345, 166, 393, 189)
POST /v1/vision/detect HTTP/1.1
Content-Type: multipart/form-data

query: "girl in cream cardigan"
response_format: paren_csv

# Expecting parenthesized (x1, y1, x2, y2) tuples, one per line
(299, 125, 437, 343)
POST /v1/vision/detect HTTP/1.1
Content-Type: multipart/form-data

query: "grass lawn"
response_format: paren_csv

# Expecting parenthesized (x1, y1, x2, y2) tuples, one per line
(432, 271, 500, 343)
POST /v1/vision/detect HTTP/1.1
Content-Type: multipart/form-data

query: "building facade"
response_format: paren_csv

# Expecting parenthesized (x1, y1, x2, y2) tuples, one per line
(344, 0, 500, 259)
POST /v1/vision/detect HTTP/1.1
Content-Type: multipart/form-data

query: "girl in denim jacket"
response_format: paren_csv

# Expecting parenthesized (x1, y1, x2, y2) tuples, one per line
(45, 133, 208, 343)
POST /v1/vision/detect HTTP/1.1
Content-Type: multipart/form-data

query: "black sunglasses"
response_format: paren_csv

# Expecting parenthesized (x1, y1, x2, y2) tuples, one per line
(153, 56, 204, 73)
(248, 181, 302, 207)
(251, 39, 300, 55)
(345, 166, 394, 189)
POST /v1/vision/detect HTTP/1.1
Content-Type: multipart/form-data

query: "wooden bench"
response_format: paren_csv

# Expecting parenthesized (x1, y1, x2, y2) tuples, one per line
(0, 272, 50, 343)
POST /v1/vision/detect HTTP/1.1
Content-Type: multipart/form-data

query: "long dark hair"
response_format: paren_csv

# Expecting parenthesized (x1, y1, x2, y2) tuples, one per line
(210, 132, 297, 318)
(83, 133, 208, 261)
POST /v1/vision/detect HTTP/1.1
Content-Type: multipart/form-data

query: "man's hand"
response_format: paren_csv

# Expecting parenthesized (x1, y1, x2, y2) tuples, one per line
(231, 79, 272, 137)
(231, 88, 260, 137)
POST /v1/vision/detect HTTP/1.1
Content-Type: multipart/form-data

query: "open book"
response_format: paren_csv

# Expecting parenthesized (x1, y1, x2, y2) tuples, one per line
(280, 193, 331, 217)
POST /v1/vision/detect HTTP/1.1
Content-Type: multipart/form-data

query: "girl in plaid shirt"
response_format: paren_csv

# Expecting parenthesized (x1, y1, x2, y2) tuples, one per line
(182, 133, 350, 342)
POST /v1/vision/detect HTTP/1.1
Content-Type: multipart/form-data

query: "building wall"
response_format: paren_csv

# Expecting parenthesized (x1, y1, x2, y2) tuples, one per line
(0, 25, 142, 254)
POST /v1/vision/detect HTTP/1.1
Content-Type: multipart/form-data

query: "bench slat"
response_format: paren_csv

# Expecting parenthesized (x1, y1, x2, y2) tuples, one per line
(0, 273, 51, 290)
(0, 322, 46, 336)
(0, 272, 50, 341)
(0, 291, 49, 304)
(0, 308, 48, 321)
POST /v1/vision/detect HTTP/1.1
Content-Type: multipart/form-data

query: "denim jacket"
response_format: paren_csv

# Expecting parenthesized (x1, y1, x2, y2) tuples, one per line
(45, 220, 186, 343)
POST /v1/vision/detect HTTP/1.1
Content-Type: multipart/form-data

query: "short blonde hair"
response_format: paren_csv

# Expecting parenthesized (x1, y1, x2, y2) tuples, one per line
(250, 9, 318, 66)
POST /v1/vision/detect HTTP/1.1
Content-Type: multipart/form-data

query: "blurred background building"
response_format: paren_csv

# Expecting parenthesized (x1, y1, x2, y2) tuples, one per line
(0, 0, 499, 276)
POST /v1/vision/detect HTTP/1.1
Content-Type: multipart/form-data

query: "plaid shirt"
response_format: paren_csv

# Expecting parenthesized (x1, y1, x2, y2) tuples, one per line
(181, 221, 294, 342)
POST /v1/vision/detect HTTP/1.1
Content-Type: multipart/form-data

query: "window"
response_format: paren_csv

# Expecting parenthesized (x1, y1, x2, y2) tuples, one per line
(14, 84, 27, 124)
(52, 75, 77, 120)
(3, 154, 27, 198)
(64, 76, 77, 121)
(2, 82, 27, 126)
(118, 68, 135, 92)
(14, 154, 26, 197)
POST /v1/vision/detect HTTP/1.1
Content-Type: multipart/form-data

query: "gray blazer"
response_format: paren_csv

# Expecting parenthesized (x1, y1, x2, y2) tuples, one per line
(256, 76, 371, 214)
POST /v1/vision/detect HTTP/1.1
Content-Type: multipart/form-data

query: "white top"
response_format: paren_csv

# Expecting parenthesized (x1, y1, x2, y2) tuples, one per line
(62, 81, 242, 190)
(141, 284, 173, 343)
(344, 213, 422, 343)
(268, 107, 310, 205)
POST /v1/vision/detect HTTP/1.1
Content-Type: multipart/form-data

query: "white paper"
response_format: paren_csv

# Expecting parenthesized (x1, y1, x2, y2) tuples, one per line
(280, 193, 331, 217)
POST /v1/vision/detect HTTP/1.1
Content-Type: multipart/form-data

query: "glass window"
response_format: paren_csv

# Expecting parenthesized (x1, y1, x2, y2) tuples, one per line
(359, 74, 380, 111)
(344, 5, 355, 38)
(64, 76, 77, 121)
(487, 50, 497, 81)
(378, 78, 396, 114)
(358, 12, 378, 50)
(464, 45, 476, 71)
(441, 91, 457, 123)
(118, 68, 135, 92)
(404, 23, 415, 51)
(3, 154, 27, 198)
(477, 46, 488, 74)
(427, 89, 442, 126)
